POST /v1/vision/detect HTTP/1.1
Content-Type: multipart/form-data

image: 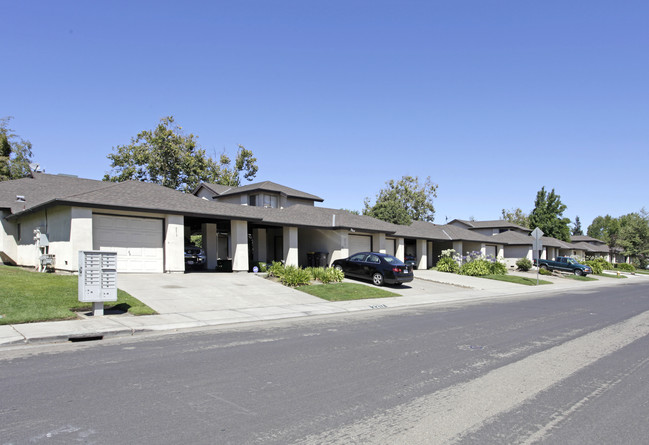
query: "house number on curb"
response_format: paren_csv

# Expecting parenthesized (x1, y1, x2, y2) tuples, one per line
(370, 304, 388, 309)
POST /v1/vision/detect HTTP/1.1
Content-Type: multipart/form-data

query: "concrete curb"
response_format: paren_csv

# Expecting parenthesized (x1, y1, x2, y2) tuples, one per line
(2, 272, 648, 348)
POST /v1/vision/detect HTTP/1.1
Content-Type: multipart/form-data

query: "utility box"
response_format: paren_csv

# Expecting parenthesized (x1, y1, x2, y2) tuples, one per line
(78, 251, 117, 303)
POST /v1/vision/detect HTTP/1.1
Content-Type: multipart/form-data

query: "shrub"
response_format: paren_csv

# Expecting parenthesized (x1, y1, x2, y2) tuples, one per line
(267, 261, 285, 278)
(516, 258, 533, 271)
(437, 256, 459, 273)
(585, 257, 613, 274)
(489, 261, 507, 275)
(459, 259, 492, 276)
(539, 268, 553, 276)
(324, 267, 344, 283)
(615, 263, 636, 272)
(280, 265, 312, 287)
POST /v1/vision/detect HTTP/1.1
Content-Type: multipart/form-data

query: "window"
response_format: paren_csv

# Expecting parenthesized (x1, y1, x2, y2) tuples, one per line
(249, 195, 257, 206)
(367, 254, 380, 264)
(262, 194, 278, 208)
(350, 253, 367, 262)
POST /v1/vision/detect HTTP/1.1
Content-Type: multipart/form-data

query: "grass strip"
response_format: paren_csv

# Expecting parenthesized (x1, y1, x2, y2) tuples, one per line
(598, 273, 628, 279)
(297, 282, 399, 301)
(483, 274, 553, 286)
(564, 275, 598, 281)
(0, 265, 156, 325)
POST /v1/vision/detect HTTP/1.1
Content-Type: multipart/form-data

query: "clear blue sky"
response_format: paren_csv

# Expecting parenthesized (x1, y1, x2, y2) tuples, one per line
(3, 1, 648, 229)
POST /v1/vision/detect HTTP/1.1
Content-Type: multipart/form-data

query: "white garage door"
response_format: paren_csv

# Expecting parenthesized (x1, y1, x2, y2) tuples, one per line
(349, 234, 372, 255)
(93, 215, 164, 273)
(386, 238, 396, 257)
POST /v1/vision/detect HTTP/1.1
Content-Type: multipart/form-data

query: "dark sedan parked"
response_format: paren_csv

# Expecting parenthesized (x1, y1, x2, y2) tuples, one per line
(332, 252, 414, 286)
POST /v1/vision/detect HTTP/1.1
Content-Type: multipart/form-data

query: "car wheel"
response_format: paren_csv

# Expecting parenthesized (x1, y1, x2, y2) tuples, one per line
(372, 272, 384, 286)
(334, 265, 343, 272)
(574, 269, 583, 276)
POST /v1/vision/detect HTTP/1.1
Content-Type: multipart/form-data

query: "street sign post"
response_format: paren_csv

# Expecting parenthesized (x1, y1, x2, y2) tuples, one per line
(531, 227, 544, 285)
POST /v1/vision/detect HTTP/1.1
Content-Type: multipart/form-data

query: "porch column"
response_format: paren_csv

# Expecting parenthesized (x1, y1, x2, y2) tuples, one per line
(70, 207, 93, 271)
(164, 215, 184, 273)
(372, 233, 386, 254)
(480, 243, 487, 256)
(253, 228, 267, 264)
(453, 241, 463, 256)
(427, 241, 433, 268)
(231, 220, 249, 272)
(283, 226, 299, 267)
(395, 237, 405, 262)
(202, 223, 218, 270)
(497, 244, 504, 259)
(416, 239, 427, 270)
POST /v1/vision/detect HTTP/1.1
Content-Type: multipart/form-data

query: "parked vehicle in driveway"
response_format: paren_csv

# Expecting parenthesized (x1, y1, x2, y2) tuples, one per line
(185, 244, 206, 270)
(404, 254, 417, 270)
(332, 252, 414, 286)
(534, 256, 592, 276)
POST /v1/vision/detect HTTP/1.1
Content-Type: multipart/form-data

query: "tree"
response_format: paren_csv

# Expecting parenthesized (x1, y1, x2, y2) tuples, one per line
(572, 216, 584, 236)
(618, 209, 649, 264)
(588, 214, 621, 259)
(104, 116, 258, 192)
(501, 207, 530, 228)
(363, 175, 437, 225)
(0, 117, 34, 181)
(528, 186, 571, 242)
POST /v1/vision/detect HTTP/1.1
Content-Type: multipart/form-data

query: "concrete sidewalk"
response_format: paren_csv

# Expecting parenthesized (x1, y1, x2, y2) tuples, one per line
(2, 270, 647, 347)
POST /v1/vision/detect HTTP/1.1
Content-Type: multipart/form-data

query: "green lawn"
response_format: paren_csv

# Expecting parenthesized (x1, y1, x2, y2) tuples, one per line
(564, 274, 598, 281)
(598, 272, 628, 279)
(297, 282, 399, 301)
(0, 265, 156, 325)
(483, 274, 553, 286)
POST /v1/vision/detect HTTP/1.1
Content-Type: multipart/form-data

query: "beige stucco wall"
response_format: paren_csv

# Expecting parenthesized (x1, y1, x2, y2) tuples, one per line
(165, 215, 185, 273)
(231, 220, 249, 271)
(0, 209, 18, 264)
(298, 228, 350, 267)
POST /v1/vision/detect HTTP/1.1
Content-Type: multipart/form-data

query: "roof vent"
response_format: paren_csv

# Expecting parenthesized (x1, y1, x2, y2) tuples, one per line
(15, 195, 26, 202)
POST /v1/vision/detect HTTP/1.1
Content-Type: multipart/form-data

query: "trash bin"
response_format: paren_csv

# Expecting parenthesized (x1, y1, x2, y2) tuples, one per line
(306, 252, 315, 267)
(315, 252, 328, 268)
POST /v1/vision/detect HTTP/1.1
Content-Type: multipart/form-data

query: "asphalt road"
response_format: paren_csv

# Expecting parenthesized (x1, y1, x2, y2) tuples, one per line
(2, 282, 649, 444)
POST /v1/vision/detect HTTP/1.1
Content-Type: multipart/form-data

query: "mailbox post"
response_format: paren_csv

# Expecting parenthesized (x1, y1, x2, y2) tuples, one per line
(78, 251, 117, 316)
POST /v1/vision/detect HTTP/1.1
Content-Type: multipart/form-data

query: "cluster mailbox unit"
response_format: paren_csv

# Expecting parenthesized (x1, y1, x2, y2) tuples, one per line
(78, 251, 117, 316)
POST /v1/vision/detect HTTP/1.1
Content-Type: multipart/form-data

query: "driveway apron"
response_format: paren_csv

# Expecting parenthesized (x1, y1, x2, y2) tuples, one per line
(117, 273, 322, 314)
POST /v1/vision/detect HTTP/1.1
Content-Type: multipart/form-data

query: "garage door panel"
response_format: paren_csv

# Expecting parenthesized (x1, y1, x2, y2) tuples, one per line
(349, 234, 372, 255)
(93, 215, 164, 273)
(386, 238, 396, 257)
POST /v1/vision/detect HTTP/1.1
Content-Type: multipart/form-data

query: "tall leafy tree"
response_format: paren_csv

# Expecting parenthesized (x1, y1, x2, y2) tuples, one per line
(501, 207, 530, 228)
(528, 186, 571, 242)
(363, 175, 437, 225)
(0, 117, 34, 181)
(572, 215, 584, 236)
(587, 214, 621, 259)
(618, 209, 649, 264)
(104, 116, 258, 192)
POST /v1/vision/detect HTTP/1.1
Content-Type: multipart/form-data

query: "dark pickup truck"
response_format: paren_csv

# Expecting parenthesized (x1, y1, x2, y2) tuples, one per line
(535, 256, 593, 276)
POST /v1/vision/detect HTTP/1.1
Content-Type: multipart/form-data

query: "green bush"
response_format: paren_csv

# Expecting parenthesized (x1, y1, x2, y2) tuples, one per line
(615, 263, 636, 272)
(280, 265, 312, 287)
(267, 261, 285, 278)
(585, 257, 613, 274)
(516, 258, 533, 271)
(539, 268, 553, 276)
(459, 259, 492, 276)
(436, 256, 459, 273)
(324, 267, 344, 283)
(489, 261, 507, 275)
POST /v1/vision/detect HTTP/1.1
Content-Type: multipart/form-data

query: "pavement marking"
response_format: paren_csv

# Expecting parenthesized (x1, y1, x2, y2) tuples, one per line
(298, 309, 649, 445)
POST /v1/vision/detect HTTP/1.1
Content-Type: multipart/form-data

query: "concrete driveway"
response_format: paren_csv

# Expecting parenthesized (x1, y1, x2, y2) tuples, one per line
(117, 272, 323, 314)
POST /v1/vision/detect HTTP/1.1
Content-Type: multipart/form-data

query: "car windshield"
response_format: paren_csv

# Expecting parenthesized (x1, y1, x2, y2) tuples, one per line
(383, 255, 405, 265)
